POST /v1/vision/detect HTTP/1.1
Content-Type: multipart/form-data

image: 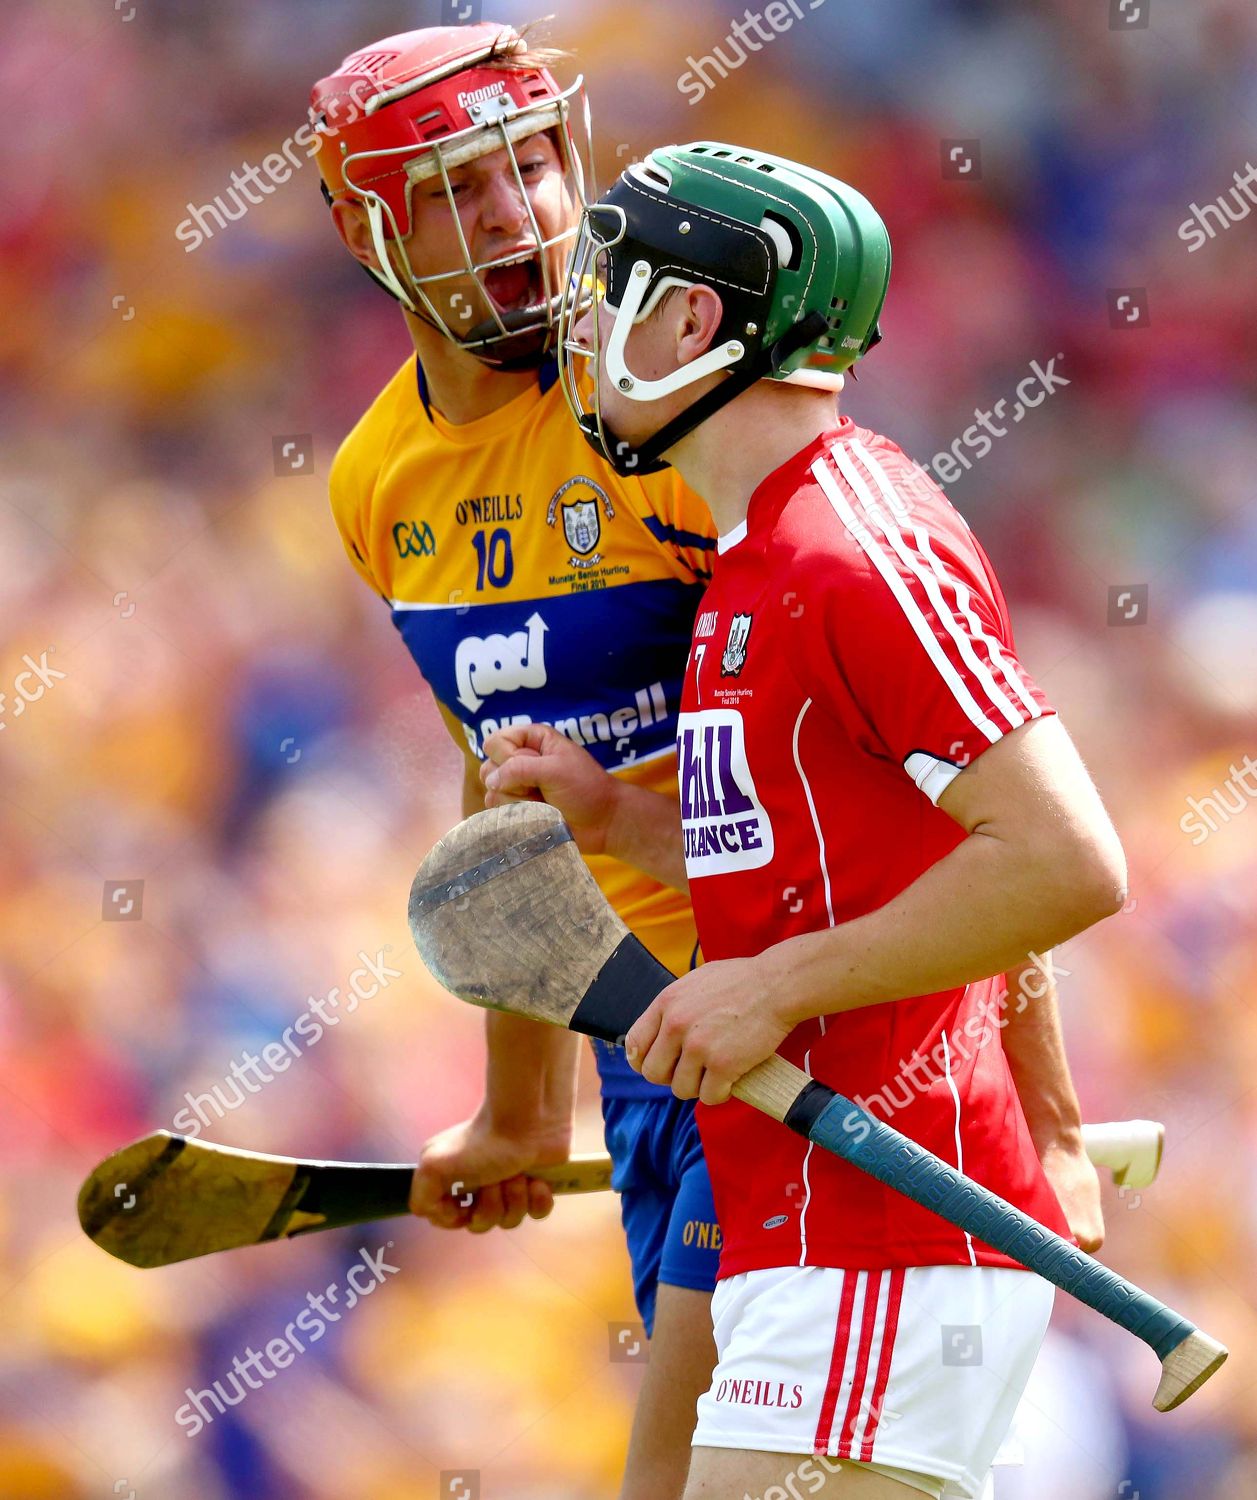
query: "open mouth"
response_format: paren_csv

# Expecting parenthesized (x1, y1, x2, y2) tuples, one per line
(481, 251, 546, 316)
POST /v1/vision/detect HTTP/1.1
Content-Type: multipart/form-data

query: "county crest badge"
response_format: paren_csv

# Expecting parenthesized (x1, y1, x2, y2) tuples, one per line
(720, 613, 753, 676)
(562, 498, 600, 556)
(547, 476, 615, 570)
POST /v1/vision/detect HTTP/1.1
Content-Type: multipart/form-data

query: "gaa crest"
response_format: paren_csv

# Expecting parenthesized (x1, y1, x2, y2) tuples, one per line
(720, 613, 753, 677)
(547, 475, 615, 570)
(562, 499, 601, 556)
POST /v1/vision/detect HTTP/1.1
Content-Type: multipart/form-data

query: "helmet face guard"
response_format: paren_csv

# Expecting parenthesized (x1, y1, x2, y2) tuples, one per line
(558, 201, 757, 474)
(313, 27, 595, 369)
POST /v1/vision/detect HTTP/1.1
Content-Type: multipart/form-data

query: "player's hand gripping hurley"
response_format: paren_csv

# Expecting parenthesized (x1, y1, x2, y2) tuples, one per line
(409, 802, 1226, 1412)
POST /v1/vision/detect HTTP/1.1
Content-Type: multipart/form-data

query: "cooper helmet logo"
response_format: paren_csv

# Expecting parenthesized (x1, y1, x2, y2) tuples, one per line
(457, 83, 504, 111)
(454, 612, 549, 712)
(720, 613, 753, 677)
(547, 476, 615, 569)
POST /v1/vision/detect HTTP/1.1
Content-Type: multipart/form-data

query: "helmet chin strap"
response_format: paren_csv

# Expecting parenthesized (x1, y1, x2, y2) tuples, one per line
(460, 320, 555, 371)
(364, 198, 420, 313)
(590, 310, 830, 477)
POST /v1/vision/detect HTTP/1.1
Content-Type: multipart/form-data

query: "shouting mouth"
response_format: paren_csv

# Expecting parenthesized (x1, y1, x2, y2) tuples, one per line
(480, 251, 547, 316)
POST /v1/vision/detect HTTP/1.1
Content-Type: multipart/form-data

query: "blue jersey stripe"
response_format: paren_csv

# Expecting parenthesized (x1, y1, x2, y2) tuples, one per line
(639, 515, 718, 553)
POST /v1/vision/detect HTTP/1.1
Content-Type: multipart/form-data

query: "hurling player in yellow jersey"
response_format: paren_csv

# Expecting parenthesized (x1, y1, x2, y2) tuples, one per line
(312, 23, 721, 1497)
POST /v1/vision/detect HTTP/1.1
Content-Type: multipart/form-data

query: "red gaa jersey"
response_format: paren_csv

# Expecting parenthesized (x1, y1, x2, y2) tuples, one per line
(680, 419, 1072, 1278)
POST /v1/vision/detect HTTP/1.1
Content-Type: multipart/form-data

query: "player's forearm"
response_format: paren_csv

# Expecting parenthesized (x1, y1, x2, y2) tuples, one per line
(605, 782, 690, 893)
(770, 827, 1125, 1026)
(1000, 953, 1085, 1153)
(481, 1010, 581, 1142)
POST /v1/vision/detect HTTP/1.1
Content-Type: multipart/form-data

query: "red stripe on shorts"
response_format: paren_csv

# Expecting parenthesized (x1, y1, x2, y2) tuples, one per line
(836, 1269, 883, 1458)
(813, 1269, 858, 1455)
(859, 1268, 905, 1460)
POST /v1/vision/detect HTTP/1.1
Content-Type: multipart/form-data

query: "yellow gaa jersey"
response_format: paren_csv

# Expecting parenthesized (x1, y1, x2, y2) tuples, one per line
(329, 354, 716, 1099)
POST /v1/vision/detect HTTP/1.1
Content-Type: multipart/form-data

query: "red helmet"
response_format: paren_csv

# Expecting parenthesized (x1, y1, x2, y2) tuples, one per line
(310, 24, 593, 368)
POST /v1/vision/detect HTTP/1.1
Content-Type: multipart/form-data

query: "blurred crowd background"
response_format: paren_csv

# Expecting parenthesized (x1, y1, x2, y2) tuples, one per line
(2, 0, 1255, 1495)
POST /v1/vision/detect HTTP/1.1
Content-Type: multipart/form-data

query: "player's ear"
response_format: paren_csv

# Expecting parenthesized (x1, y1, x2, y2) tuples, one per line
(330, 198, 379, 272)
(675, 285, 724, 368)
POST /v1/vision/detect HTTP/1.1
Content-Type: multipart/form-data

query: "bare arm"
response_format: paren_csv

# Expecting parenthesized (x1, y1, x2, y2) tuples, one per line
(626, 717, 1129, 1105)
(481, 723, 689, 892)
(1002, 951, 1104, 1250)
(768, 717, 1127, 1026)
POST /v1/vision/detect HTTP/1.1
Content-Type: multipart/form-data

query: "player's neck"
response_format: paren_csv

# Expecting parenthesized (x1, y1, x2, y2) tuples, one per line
(403, 312, 538, 424)
(666, 386, 840, 539)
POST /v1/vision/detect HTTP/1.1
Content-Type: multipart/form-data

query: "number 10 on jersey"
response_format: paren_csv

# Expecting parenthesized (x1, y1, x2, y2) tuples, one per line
(472, 528, 514, 590)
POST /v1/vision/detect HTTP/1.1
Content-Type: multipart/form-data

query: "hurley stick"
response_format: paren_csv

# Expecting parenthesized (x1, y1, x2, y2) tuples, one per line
(409, 802, 1226, 1412)
(78, 1132, 613, 1269)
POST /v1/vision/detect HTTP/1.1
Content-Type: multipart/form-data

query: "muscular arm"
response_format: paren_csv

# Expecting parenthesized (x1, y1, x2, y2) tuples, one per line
(626, 717, 1128, 1106)
(767, 717, 1127, 1025)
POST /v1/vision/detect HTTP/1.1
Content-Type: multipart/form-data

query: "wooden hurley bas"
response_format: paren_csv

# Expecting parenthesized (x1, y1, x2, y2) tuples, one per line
(78, 1132, 613, 1270)
(409, 801, 1226, 1413)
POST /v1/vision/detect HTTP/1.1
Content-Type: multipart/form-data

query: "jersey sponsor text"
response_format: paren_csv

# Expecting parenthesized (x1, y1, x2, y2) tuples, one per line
(678, 709, 774, 874)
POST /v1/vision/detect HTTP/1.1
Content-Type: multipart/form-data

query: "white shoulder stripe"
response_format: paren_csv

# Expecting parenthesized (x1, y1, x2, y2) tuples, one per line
(915, 527, 1042, 719)
(828, 442, 1027, 733)
(810, 455, 1004, 743)
(849, 438, 1042, 721)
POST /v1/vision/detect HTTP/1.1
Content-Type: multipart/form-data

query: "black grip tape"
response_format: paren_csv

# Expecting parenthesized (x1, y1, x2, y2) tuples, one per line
(568, 935, 675, 1044)
(783, 1078, 837, 1138)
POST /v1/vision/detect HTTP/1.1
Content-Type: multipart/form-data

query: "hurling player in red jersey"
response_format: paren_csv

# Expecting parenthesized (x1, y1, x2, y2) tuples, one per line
(482, 144, 1127, 1499)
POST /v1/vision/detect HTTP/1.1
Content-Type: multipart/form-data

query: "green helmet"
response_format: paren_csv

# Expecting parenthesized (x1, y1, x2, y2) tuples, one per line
(557, 140, 891, 475)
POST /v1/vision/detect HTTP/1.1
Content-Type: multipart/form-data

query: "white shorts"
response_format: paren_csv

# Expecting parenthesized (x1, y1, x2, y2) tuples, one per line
(692, 1263, 1054, 1499)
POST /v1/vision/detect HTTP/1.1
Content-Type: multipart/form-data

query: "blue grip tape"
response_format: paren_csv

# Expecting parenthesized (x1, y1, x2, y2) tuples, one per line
(808, 1093, 1192, 1359)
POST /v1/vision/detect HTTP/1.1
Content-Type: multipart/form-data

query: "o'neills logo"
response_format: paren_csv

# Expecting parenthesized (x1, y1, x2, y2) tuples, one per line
(678, 709, 774, 876)
(714, 1378, 804, 1409)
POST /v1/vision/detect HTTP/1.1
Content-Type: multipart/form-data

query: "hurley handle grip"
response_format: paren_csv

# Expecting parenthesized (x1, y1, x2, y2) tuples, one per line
(795, 1090, 1194, 1358)
(528, 1155, 615, 1195)
(728, 1056, 1193, 1353)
